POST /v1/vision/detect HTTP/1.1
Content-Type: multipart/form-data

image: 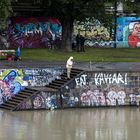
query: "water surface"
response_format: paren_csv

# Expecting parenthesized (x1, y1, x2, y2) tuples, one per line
(0, 107, 140, 140)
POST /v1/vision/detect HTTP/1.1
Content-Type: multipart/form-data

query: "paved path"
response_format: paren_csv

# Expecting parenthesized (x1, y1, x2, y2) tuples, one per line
(0, 60, 140, 72)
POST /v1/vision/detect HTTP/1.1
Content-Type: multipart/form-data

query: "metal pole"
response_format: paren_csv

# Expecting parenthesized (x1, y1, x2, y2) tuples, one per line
(114, 0, 117, 48)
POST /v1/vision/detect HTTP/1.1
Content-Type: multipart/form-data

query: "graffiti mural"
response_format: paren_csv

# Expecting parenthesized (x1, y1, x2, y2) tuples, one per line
(7, 17, 62, 48)
(0, 68, 63, 104)
(116, 17, 140, 48)
(0, 69, 29, 104)
(2, 69, 140, 110)
(23, 68, 63, 86)
(73, 18, 113, 47)
(17, 91, 61, 110)
(61, 72, 140, 108)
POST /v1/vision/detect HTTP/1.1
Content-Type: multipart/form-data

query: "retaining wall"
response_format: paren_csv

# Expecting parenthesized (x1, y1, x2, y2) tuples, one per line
(1, 68, 140, 110)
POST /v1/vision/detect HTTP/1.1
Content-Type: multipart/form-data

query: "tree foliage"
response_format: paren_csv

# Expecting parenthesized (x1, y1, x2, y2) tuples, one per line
(43, 0, 105, 22)
(123, 0, 140, 15)
(42, 0, 106, 51)
(0, 0, 12, 29)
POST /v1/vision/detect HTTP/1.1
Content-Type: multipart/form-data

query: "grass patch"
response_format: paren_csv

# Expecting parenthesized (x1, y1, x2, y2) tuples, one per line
(21, 47, 140, 62)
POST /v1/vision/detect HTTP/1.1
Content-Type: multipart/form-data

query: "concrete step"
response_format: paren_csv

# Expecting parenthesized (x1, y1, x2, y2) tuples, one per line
(49, 82, 62, 86)
(13, 96, 27, 100)
(46, 85, 60, 89)
(5, 101, 19, 105)
(16, 94, 30, 98)
(0, 105, 13, 110)
(3, 103, 17, 107)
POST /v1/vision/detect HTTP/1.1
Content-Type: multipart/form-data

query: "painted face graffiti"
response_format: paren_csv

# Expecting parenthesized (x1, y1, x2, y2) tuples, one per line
(33, 95, 44, 109)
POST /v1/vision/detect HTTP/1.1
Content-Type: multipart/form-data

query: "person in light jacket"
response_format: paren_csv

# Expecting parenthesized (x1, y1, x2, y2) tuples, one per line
(66, 56, 74, 79)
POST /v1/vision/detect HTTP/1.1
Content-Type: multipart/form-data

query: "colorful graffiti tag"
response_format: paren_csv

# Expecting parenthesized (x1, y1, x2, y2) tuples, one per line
(0, 68, 63, 104)
(0, 69, 29, 104)
(73, 18, 113, 47)
(7, 17, 62, 48)
(116, 17, 140, 48)
(17, 92, 61, 110)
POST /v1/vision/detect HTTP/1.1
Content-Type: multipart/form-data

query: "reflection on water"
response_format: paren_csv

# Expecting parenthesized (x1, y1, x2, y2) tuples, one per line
(0, 107, 140, 140)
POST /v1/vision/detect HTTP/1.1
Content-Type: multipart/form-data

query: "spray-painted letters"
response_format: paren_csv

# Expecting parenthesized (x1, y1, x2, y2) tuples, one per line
(8, 17, 62, 48)
(94, 73, 127, 85)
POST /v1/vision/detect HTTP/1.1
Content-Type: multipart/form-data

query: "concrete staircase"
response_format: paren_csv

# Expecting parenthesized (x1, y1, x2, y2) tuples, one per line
(0, 68, 84, 111)
(0, 88, 39, 111)
(45, 68, 85, 90)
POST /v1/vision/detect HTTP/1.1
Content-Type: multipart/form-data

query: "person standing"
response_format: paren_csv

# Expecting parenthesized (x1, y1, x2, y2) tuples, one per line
(76, 34, 80, 52)
(66, 56, 74, 79)
(14, 47, 21, 61)
(80, 35, 85, 52)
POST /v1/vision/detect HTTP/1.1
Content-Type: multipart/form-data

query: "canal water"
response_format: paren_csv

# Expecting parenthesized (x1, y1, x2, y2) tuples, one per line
(0, 107, 140, 140)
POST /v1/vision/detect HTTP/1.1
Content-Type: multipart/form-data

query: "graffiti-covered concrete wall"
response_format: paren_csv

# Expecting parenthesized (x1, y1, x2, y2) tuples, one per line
(1, 68, 140, 110)
(17, 91, 61, 110)
(0, 68, 63, 104)
(7, 17, 62, 48)
(14, 70, 140, 110)
(61, 72, 140, 107)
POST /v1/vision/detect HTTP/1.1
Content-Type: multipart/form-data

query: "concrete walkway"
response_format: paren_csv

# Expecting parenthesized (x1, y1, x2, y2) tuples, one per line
(0, 60, 140, 72)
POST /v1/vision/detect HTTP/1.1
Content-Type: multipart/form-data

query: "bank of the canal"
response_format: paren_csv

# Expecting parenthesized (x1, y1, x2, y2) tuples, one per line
(1, 61, 140, 110)
(1, 60, 140, 71)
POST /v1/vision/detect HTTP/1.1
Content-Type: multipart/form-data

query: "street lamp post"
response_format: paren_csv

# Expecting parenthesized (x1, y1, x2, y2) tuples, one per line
(114, 0, 117, 48)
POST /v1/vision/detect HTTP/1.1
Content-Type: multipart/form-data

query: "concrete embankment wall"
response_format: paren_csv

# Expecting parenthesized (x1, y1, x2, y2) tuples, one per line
(0, 68, 140, 110)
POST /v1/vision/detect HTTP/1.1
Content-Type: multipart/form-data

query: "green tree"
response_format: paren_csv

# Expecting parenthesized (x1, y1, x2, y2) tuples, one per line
(42, 0, 106, 51)
(0, 0, 12, 29)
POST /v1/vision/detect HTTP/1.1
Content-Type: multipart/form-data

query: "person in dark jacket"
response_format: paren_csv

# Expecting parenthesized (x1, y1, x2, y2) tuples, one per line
(80, 35, 85, 52)
(76, 34, 81, 52)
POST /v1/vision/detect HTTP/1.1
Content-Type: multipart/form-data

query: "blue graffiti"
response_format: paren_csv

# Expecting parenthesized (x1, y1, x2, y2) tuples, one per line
(3, 70, 17, 85)
(10, 82, 21, 95)
(46, 96, 58, 109)
(3, 70, 22, 95)
(15, 22, 61, 36)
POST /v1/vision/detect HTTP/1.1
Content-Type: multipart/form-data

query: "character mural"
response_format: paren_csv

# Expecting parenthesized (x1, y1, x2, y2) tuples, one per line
(7, 17, 62, 48)
(0, 69, 29, 104)
(0, 68, 63, 105)
(116, 17, 140, 48)
(128, 21, 140, 47)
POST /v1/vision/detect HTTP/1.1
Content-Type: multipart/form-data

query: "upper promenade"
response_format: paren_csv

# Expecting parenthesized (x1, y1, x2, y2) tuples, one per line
(1, 60, 140, 72)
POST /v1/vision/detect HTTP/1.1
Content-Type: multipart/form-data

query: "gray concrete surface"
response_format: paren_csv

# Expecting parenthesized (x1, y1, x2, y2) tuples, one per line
(1, 60, 140, 72)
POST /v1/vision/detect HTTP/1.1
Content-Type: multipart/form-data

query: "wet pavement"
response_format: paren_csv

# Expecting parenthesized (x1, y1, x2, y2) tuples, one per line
(1, 60, 140, 72)
(0, 107, 140, 140)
